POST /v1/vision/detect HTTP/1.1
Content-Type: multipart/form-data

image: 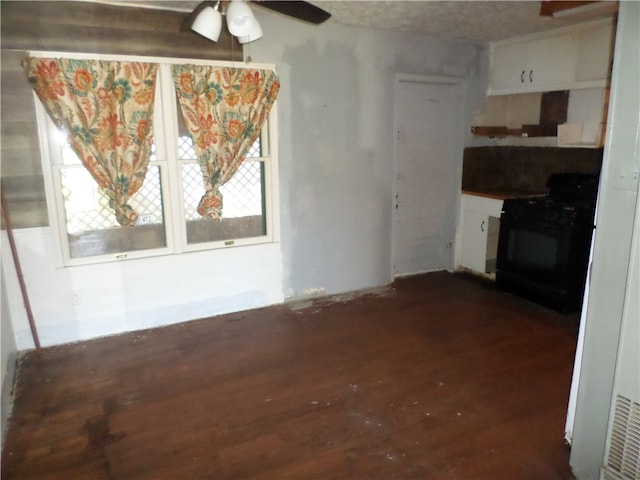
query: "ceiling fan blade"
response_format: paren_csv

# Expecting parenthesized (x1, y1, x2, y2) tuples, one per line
(250, 1, 331, 24)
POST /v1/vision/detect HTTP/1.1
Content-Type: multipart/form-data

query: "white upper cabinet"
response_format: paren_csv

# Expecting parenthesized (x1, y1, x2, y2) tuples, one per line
(489, 41, 529, 92)
(490, 34, 576, 94)
(526, 34, 576, 87)
(489, 18, 616, 95)
(574, 21, 616, 85)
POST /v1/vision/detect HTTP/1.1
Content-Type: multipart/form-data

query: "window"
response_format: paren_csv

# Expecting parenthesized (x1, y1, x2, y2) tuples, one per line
(35, 56, 278, 266)
(176, 99, 269, 246)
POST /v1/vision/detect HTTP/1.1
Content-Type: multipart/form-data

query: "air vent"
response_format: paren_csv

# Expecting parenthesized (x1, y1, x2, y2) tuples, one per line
(603, 395, 640, 480)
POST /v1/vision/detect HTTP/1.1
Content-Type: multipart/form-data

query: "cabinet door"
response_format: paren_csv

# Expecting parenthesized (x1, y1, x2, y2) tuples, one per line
(459, 209, 490, 273)
(526, 34, 576, 89)
(489, 33, 575, 94)
(458, 196, 504, 274)
(490, 41, 527, 91)
(574, 22, 615, 85)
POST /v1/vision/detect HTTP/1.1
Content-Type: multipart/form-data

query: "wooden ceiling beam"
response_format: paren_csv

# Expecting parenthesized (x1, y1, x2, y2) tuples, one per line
(539, 1, 618, 17)
(540, 1, 598, 16)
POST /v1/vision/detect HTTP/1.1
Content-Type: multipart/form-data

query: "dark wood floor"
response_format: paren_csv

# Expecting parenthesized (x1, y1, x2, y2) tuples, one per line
(2, 272, 579, 480)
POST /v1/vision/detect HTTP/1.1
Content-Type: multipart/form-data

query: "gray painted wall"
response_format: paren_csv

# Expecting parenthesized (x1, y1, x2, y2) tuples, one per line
(0, 7, 489, 350)
(569, 2, 640, 478)
(248, 12, 489, 299)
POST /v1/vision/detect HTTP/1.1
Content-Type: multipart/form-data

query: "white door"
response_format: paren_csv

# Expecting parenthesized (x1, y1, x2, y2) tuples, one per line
(393, 77, 462, 277)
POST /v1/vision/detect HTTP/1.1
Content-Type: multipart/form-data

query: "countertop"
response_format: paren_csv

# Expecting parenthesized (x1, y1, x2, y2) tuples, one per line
(462, 189, 546, 200)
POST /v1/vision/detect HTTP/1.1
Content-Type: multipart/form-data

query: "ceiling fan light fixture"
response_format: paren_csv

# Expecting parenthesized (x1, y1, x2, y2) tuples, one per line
(226, 0, 260, 37)
(238, 21, 263, 44)
(191, 2, 222, 42)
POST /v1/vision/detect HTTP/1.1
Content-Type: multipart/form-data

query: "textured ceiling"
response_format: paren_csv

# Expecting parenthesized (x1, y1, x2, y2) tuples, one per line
(314, 1, 595, 41)
(107, 0, 617, 42)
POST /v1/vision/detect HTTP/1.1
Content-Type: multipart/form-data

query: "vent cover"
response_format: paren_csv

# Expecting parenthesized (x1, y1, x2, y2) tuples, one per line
(603, 395, 640, 480)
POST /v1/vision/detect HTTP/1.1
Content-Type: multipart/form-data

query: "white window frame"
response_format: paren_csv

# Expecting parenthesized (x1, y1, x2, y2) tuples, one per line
(31, 51, 280, 267)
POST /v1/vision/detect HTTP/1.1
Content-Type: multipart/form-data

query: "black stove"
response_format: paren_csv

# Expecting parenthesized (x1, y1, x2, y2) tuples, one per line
(502, 173, 598, 220)
(496, 173, 599, 313)
(503, 198, 595, 225)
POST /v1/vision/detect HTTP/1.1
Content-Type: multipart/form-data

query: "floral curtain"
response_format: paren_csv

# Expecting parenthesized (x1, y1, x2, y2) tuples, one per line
(23, 57, 158, 226)
(172, 65, 280, 220)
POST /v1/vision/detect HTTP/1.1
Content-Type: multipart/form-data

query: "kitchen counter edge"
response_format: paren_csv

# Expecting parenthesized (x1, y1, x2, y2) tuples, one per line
(461, 190, 546, 201)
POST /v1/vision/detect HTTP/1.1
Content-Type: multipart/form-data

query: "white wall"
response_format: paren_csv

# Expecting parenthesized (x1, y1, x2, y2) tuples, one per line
(1, 12, 489, 349)
(3, 228, 283, 349)
(569, 2, 640, 478)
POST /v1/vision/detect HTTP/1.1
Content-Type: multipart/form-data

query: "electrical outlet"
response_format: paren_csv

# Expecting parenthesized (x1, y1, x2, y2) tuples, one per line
(72, 292, 81, 306)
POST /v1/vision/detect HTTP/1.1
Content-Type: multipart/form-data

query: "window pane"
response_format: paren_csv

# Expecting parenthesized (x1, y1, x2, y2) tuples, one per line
(177, 134, 197, 161)
(182, 160, 266, 244)
(245, 135, 262, 158)
(60, 165, 167, 258)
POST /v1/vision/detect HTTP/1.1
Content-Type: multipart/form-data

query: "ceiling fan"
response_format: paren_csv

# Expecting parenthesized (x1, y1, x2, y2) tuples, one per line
(184, 0, 331, 44)
(246, 1, 331, 24)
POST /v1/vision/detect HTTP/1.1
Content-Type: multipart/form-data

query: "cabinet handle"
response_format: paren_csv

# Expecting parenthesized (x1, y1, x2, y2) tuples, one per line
(529, 70, 533, 83)
(520, 70, 525, 83)
(481, 220, 485, 232)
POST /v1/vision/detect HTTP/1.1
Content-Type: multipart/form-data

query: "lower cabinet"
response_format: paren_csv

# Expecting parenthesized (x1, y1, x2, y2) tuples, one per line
(457, 194, 504, 276)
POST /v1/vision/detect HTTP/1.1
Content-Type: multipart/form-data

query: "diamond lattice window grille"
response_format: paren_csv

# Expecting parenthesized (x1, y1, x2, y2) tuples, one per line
(58, 134, 262, 232)
(60, 165, 164, 234)
(178, 136, 197, 160)
(182, 161, 263, 220)
(130, 165, 163, 224)
(182, 163, 206, 221)
(246, 137, 262, 158)
(220, 161, 263, 217)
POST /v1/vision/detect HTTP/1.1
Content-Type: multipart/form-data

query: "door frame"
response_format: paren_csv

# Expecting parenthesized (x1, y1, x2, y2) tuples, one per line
(390, 73, 467, 280)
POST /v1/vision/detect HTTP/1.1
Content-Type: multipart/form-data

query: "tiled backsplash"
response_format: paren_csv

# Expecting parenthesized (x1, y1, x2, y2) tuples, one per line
(462, 146, 603, 194)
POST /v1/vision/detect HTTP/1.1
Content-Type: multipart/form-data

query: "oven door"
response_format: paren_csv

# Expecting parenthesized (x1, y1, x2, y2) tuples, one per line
(496, 212, 592, 313)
